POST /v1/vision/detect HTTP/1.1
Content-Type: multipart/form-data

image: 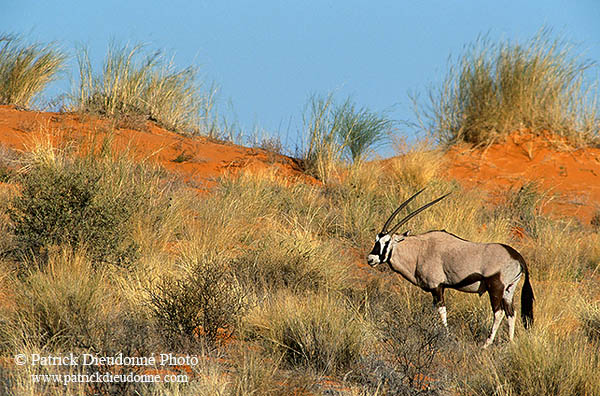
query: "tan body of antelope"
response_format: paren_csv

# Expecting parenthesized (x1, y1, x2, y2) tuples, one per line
(367, 189, 534, 347)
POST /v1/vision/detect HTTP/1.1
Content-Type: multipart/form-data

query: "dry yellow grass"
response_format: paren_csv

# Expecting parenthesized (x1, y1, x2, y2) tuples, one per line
(0, 128, 598, 395)
(0, 34, 66, 108)
(422, 29, 600, 147)
(73, 42, 215, 135)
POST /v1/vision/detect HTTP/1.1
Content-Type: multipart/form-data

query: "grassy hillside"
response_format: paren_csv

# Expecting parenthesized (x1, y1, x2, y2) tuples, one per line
(0, 130, 598, 396)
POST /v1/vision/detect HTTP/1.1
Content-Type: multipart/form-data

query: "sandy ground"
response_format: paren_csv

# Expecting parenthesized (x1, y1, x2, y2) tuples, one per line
(444, 132, 600, 225)
(0, 106, 314, 192)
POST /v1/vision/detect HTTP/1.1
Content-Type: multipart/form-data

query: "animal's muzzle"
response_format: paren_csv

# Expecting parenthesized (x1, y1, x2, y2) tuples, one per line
(367, 255, 380, 267)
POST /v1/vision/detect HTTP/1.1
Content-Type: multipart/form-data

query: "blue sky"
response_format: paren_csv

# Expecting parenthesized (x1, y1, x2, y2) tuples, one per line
(3, 1, 600, 155)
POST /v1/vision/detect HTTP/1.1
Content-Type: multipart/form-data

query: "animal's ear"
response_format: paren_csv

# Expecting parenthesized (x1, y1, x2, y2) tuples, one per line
(403, 230, 411, 237)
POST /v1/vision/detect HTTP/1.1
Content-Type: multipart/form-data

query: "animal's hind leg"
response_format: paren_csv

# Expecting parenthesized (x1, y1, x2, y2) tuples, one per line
(484, 310, 505, 348)
(483, 274, 505, 348)
(503, 277, 520, 342)
(506, 313, 516, 342)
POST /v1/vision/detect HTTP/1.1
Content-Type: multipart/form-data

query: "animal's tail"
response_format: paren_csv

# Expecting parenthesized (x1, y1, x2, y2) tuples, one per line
(520, 265, 534, 329)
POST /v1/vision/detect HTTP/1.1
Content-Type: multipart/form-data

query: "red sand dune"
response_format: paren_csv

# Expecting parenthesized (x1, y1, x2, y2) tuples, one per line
(444, 131, 600, 225)
(0, 106, 315, 191)
(1, 106, 599, 225)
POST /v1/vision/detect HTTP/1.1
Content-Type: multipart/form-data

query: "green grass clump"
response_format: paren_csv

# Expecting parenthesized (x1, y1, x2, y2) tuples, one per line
(302, 93, 393, 181)
(73, 42, 214, 134)
(0, 33, 66, 108)
(423, 29, 599, 147)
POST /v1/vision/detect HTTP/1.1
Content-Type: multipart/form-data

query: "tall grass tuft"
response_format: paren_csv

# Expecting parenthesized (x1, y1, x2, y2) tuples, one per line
(422, 29, 599, 147)
(302, 93, 346, 182)
(337, 99, 394, 163)
(388, 138, 445, 188)
(2, 248, 113, 350)
(580, 301, 600, 344)
(73, 42, 214, 134)
(244, 292, 369, 375)
(0, 33, 66, 108)
(466, 332, 600, 396)
(231, 229, 349, 296)
(302, 94, 392, 181)
(521, 219, 599, 281)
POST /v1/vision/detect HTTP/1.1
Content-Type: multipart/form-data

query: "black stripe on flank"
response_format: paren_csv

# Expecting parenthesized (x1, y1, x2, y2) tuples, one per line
(443, 273, 485, 290)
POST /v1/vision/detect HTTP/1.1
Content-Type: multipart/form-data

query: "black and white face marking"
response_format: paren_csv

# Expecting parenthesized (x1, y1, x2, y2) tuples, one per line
(367, 233, 393, 267)
(367, 231, 411, 267)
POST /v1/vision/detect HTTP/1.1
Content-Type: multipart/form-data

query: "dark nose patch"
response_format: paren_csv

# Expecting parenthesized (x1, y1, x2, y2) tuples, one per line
(369, 242, 380, 257)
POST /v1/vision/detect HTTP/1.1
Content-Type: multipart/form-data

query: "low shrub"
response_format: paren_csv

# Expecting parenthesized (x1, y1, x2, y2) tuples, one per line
(349, 280, 449, 395)
(7, 138, 181, 269)
(380, 306, 446, 393)
(9, 154, 140, 266)
(148, 251, 246, 347)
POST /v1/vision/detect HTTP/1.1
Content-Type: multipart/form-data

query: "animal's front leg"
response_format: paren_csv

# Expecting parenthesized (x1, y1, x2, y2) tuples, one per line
(431, 286, 448, 329)
(437, 305, 448, 328)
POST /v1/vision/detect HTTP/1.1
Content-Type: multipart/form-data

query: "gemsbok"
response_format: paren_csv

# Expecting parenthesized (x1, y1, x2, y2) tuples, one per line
(367, 189, 534, 347)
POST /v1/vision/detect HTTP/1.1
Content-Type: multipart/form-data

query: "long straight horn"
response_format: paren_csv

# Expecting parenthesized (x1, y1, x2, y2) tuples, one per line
(387, 192, 451, 236)
(381, 188, 426, 234)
